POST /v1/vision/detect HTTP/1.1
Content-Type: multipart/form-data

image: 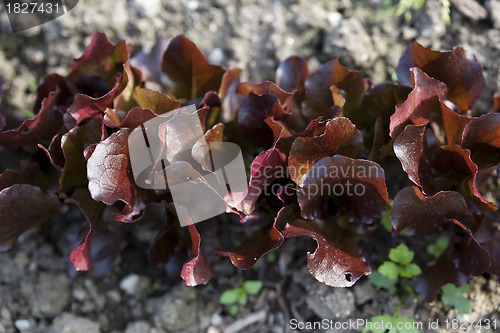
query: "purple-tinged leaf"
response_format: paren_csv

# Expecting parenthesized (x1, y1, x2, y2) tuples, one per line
(162, 35, 225, 100)
(180, 211, 215, 286)
(65, 188, 106, 271)
(441, 104, 472, 145)
(33, 73, 72, 114)
(239, 148, 286, 215)
(390, 68, 447, 138)
(0, 184, 60, 251)
(87, 128, 145, 216)
(237, 93, 289, 150)
(217, 205, 288, 269)
(414, 219, 490, 301)
(391, 187, 468, 236)
(282, 217, 371, 287)
(349, 83, 412, 134)
(288, 117, 359, 186)
(67, 32, 130, 90)
(38, 134, 65, 168)
(68, 75, 121, 125)
(112, 106, 157, 130)
(393, 122, 435, 194)
(236, 81, 295, 108)
(0, 89, 64, 148)
(397, 41, 486, 111)
(0, 160, 46, 191)
(298, 155, 388, 224)
(276, 56, 309, 106)
(461, 113, 500, 168)
(302, 59, 365, 121)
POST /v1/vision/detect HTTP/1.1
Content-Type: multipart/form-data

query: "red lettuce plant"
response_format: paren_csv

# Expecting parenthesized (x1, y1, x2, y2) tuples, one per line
(0, 33, 498, 298)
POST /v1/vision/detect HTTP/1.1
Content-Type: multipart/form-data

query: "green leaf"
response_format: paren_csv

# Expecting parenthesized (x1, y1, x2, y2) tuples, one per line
(238, 291, 248, 306)
(389, 244, 414, 265)
(243, 280, 263, 295)
(219, 289, 240, 305)
(379, 261, 400, 280)
(400, 263, 421, 278)
(441, 283, 471, 314)
(427, 237, 450, 258)
(363, 315, 421, 333)
(228, 304, 240, 316)
(362, 315, 394, 333)
(369, 271, 398, 295)
(380, 201, 393, 233)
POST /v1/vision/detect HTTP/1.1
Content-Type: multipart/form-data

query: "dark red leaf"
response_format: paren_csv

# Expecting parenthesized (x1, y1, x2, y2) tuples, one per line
(282, 216, 371, 287)
(0, 89, 64, 148)
(216, 205, 288, 269)
(390, 186, 468, 236)
(461, 113, 500, 168)
(68, 75, 121, 125)
(87, 128, 145, 216)
(180, 210, 215, 286)
(302, 59, 365, 121)
(237, 92, 289, 150)
(350, 83, 412, 134)
(236, 81, 295, 108)
(65, 188, 106, 271)
(397, 41, 486, 111)
(113, 106, 158, 130)
(0, 160, 47, 191)
(393, 122, 435, 194)
(298, 155, 388, 224)
(276, 56, 309, 106)
(239, 148, 286, 215)
(0, 184, 60, 251)
(33, 73, 72, 114)
(441, 104, 472, 145)
(414, 219, 490, 301)
(288, 117, 359, 186)
(389, 68, 447, 138)
(67, 32, 130, 90)
(162, 35, 225, 100)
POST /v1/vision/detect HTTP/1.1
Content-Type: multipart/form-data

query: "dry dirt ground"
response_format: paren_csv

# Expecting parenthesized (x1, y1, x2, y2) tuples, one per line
(0, 0, 499, 332)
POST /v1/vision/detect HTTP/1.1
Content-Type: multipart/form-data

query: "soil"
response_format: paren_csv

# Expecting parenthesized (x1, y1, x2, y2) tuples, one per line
(0, 0, 499, 332)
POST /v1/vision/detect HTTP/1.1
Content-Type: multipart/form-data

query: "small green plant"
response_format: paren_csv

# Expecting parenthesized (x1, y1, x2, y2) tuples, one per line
(219, 280, 263, 316)
(440, 283, 471, 314)
(426, 236, 450, 258)
(365, 244, 422, 332)
(378, 244, 422, 280)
